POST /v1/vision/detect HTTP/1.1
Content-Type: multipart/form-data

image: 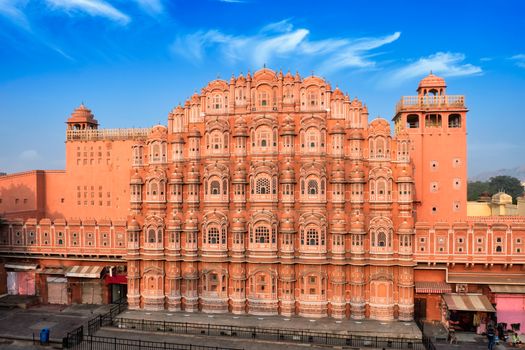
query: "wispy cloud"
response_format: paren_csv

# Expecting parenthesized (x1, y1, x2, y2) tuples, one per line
(386, 52, 482, 85)
(510, 54, 525, 68)
(45, 0, 130, 24)
(171, 20, 400, 72)
(0, 0, 30, 30)
(19, 149, 39, 161)
(218, 0, 247, 3)
(133, 0, 163, 15)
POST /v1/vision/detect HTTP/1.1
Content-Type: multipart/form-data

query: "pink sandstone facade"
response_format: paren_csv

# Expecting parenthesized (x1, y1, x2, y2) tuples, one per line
(1, 69, 524, 326)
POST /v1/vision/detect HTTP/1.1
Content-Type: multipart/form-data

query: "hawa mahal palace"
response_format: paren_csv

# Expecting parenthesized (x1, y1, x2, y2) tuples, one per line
(1, 68, 524, 326)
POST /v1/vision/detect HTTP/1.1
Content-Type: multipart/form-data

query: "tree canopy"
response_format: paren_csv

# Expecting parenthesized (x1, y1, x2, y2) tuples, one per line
(468, 175, 524, 203)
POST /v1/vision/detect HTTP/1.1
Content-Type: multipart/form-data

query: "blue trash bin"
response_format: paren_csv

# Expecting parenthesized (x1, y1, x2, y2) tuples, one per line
(40, 328, 49, 345)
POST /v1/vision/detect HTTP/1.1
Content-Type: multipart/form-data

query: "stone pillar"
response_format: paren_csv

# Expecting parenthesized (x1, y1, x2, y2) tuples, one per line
(350, 265, 365, 319)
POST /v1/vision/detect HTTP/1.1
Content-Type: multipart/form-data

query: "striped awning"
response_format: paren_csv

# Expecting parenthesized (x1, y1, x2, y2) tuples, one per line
(443, 294, 496, 312)
(37, 267, 65, 275)
(65, 265, 104, 278)
(4, 263, 38, 270)
(415, 281, 452, 294)
(489, 285, 525, 294)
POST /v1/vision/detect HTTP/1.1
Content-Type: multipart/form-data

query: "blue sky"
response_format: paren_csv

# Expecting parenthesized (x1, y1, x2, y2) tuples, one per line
(0, 0, 524, 177)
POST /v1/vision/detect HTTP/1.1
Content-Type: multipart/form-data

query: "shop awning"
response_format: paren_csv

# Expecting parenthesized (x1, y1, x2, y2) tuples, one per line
(65, 266, 104, 278)
(415, 281, 452, 294)
(489, 285, 525, 294)
(443, 294, 496, 312)
(4, 263, 38, 270)
(37, 267, 65, 275)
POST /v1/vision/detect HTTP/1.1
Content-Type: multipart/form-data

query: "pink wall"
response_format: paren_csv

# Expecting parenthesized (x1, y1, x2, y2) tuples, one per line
(495, 294, 525, 334)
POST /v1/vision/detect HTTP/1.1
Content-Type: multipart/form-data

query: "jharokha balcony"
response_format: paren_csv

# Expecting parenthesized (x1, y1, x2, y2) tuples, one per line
(396, 95, 465, 113)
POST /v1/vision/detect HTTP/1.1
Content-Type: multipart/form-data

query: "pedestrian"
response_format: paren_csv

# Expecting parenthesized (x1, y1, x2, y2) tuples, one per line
(487, 323, 496, 350)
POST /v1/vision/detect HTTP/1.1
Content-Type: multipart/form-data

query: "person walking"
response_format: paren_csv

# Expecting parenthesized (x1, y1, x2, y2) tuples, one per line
(487, 322, 496, 350)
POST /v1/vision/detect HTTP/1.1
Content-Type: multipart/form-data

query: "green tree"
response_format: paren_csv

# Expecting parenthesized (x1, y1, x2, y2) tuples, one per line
(488, 176, 524, 204)
(467, 181, 490, 201)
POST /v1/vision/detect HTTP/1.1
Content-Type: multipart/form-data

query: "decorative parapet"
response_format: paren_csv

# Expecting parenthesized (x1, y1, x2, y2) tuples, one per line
(66, 128, 151, 141)
(396, 95, 465, 113)
(466, 216, 525, 224)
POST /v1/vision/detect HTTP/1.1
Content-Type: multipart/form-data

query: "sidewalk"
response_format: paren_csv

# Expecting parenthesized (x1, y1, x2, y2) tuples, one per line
(119, 309, 422, 340)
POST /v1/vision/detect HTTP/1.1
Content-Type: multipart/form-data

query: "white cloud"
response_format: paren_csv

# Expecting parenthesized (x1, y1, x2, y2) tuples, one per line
(0, 0, 30, 30)
(19, 149, 39, 161)
(387, 52, 482, 85)
(510, 54, 525, 68)
(133, 0, 163, 15)
(218, 0, 247, 3)
(45, 0, 130, 24)
(171, 20, 401, 72)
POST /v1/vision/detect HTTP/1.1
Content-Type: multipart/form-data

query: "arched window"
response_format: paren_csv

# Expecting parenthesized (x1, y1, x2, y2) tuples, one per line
(259, 91, 269, 106)
(256, 178, 270, 194)
(308, 92, 318, 107)
(148, 229, 156, 243)
(255, 226, 270, 244)
(207, 227, 220, 244)
(210, 180, 220, 195)
(377, 231, 386, 247)
(307, 179, 318, 195)
(307, 228, 319, 246)
(213, 94, 223, 110)
(151, 182, 158, 196)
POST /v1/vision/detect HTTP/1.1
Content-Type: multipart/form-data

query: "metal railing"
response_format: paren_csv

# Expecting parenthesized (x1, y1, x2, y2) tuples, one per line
(113, 318, 425, 349)
(73, 335, 242, 350)
(63, 298, 127, 348)
(66, 128, 151, 141)
(396, 95, 465, 113)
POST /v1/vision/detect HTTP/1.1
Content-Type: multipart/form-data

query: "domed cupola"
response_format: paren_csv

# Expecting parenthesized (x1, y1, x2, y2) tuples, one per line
(130, 170, 143, 185)
(280, 210, 295, 233)
(280, 162, 296, 183)
(169, 166, 184, 184)
(231, 210, 246, 233)
(330, 210, 346, 233)
(67, 103, 99, 130)
(232, 163, 247, 183)
(330, 161, 345, 183)
(280, 115, 296, 135)
(417, 72, 447, 96)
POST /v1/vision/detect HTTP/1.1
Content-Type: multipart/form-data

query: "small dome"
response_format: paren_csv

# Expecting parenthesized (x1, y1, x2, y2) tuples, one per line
(398, 219, 413, 233)
(186, 167, 200, 182)
(130, 171, 143, 184)
(188, 127, 201, 138)
(329, 122, 345, 134)
(231, 212, 246, 232)
(332, 87, 344, 99)
(148, 125, 167, 140)
(330, 211, 346, 232)
(71, 103, 94, 119)
(280, 211, 295, 232)
(169, 167, 184, 182)
(280, 163, 296, 182)
(492, 192, 512, 205)
(348, 129, 364, 140)
(172, 134, 185, 144)
(168, 214, 182, 230)
(234, 117, 248, 136)
(350, 215, 364, 232)
(128, 218, 141, 231)
(350, 165, 365, 181)
(233, 164, 247, 182)
(184, 212, 198, 230)
(418, 72, 446, 90)
(331, 162, 345, 181)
